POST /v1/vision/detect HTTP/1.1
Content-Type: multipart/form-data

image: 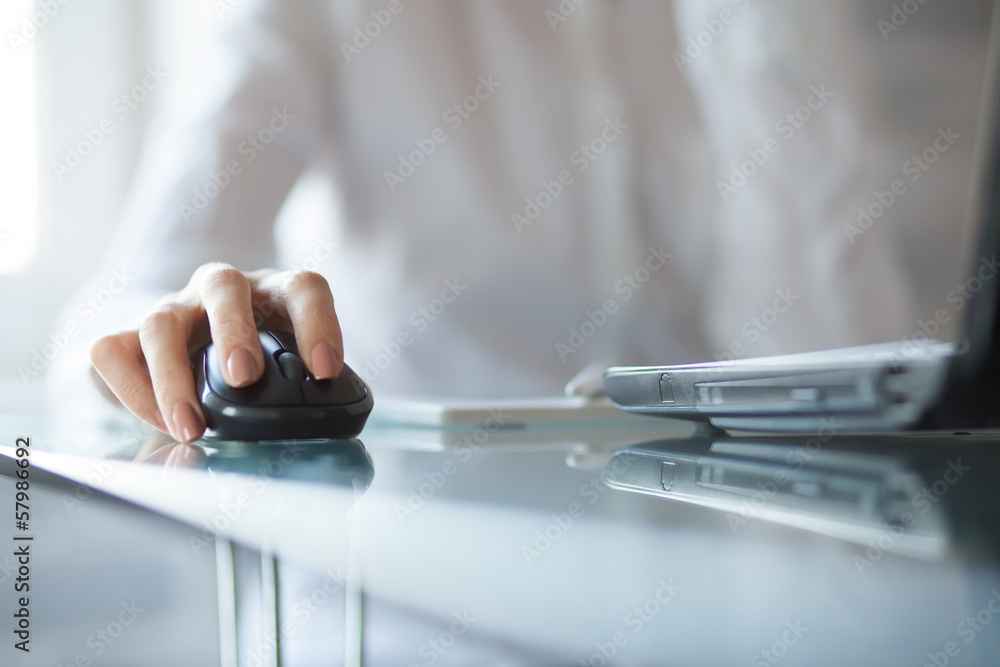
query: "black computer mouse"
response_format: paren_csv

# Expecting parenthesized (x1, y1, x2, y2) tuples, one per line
(191, 329, 373, 441)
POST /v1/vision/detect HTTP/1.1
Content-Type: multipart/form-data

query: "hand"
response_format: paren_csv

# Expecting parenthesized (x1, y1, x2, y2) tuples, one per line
(89, 263, 344, 443)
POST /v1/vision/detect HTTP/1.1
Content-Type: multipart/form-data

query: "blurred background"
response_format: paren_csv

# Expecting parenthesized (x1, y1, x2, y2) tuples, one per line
(1, 0, 257, 411)
(0, 3, 999, 665)
(0, 0, 994, 412)
(1, 0, 332, 415)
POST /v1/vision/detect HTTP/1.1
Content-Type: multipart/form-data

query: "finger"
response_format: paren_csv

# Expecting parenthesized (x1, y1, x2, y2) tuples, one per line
(133, 431, 176, 460)
(90, 332, 169, 434)
(165, 443, 207, 468)
(262, 270, 344, 379)
(139, 442, 206, 468)
(136, 442, 177, 464)
(195, 263, 265, 388)
(138, 304, 206, 443)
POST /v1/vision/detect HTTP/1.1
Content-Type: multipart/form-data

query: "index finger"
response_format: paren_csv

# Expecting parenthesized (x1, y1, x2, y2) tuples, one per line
(194, 263, 265, 388)
(259, 270, 344, 379)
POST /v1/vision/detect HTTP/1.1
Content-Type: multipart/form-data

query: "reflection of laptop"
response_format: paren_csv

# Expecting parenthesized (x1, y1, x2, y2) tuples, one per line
(602, 436, 950, 559)
(605, 8, 1000, 433)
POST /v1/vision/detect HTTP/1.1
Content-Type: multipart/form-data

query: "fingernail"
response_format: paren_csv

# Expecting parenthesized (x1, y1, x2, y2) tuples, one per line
(171, 402, 203, 443)
(227, 347, 258, 387)
(311, 342, 341, 379)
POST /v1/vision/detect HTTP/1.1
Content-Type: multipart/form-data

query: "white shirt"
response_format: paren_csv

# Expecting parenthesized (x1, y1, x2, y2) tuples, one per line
(55, 0, 919, 426)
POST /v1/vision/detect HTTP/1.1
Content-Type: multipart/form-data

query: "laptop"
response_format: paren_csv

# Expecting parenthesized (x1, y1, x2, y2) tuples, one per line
(604, 5, 1000, 433)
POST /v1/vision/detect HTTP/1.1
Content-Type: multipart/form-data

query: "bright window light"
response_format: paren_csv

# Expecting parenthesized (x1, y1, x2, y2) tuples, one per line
(0, 0, 41, 275)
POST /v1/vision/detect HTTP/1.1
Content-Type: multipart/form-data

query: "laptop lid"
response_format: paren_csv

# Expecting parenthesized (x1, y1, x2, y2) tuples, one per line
(932, 1, 1000, 420)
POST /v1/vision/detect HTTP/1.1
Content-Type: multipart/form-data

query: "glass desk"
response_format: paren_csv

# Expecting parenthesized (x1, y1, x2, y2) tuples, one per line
(2, 416, 1000, 667)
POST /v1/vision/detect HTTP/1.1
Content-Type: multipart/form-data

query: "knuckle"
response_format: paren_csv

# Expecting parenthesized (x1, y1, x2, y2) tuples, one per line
(187, 262, 228, 291)
(138, 306, 185, 340)
(90, 333, 124, 366)
(214, 314, 258, 340)
(285, 270, 330, 294)
(200, 264, 249, 294)
(193, 261, 236, 279)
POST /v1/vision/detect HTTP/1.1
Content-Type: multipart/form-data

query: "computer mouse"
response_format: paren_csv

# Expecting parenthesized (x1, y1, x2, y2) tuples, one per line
(191, 329, 373, 441)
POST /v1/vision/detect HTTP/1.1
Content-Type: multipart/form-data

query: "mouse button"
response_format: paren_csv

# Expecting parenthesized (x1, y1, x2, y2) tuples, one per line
(243, 349, 306, 406)
(301, 365, 368, 405)
(264, 329, 298, 352)
(276, 351, 307, 382)
(205, 341, 304, 407)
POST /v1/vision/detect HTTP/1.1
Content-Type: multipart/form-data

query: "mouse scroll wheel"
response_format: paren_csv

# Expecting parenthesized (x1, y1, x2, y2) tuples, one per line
(276, 352, 307, 382)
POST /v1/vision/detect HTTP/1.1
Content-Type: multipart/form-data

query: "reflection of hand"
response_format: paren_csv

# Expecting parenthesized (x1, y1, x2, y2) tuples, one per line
(138, 441, 207, 468)
(89, 263, 344, 443)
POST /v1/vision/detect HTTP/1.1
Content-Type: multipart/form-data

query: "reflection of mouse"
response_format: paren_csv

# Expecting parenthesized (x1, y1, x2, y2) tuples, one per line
(191, 330, 373, 441)
(205, 438, 375, 493)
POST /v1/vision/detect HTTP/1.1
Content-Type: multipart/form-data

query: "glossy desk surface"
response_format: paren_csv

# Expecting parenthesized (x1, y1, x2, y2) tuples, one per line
(4, 414, 1000, 666)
